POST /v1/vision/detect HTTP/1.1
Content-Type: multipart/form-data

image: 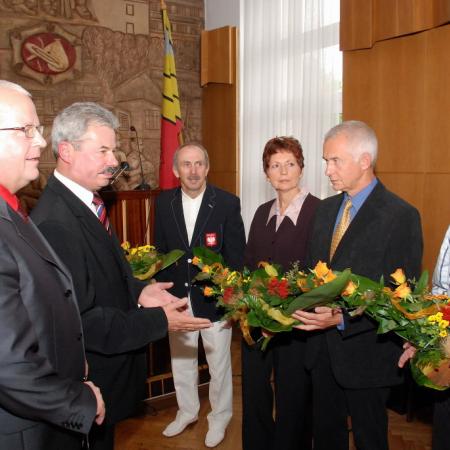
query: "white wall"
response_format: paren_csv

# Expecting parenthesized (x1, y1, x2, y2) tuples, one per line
(204, 0, 240, 29)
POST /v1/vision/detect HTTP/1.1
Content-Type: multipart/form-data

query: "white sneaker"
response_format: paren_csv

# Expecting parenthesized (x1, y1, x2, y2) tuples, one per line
(162, 415, 198, 437)
(205, 428, 225, 447)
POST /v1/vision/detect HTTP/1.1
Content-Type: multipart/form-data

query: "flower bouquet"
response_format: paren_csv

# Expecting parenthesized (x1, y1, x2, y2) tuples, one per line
(192, 247, 450, 390)
(192, 247, 351, 349)
(121, 242, 184, 281)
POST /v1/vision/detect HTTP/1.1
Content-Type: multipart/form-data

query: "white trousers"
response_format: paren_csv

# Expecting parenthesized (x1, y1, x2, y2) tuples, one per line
(169, 320, 233, 431)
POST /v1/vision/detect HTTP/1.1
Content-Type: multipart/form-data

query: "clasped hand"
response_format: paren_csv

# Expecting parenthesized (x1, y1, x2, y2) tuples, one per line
(292, 306, 343, 331)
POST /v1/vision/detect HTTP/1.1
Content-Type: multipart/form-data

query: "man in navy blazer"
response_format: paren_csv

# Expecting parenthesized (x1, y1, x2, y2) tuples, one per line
(0, 81, 104, 449)
(293, 121, 423, 450)
(154, 143, 246, 447)
(31, 103, 211, 450)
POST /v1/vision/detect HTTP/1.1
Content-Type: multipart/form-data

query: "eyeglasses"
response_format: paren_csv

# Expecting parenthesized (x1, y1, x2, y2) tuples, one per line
(0, 124, 44, 138)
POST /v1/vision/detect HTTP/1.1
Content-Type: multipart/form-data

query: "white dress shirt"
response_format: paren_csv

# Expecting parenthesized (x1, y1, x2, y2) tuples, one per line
(181, 189, 205, 244)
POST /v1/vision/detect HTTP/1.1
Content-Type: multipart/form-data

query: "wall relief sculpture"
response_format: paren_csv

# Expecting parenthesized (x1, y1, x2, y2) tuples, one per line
(0, 0, 203, 210)
(10, 22, 82, 84)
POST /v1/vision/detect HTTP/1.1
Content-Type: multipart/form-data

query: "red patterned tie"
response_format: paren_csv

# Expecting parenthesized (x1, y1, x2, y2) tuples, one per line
(92, 193, 111, 234)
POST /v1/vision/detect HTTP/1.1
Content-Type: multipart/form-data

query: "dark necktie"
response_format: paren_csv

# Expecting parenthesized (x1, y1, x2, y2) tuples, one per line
(92, 192, 111, 234)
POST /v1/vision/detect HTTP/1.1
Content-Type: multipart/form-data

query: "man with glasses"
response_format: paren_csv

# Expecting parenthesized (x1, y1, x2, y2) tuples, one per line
(0, 81, 105, 449)
(31, 102, 211, 450)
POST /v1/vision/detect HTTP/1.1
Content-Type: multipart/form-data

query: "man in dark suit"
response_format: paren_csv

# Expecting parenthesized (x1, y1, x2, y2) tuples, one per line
(154, 143, 246, 447)
(31, 103, 211, 450)
(293, 121, 423, 450)
(0, 81, 104, 449)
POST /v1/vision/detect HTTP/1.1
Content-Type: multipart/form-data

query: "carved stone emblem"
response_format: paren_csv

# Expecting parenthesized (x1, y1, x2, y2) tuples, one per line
(11, 23, 81, 84)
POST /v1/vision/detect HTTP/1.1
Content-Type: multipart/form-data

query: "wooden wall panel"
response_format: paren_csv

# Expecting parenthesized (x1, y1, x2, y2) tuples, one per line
(425, 26, 450, 173)
(374, 0, 435, 42)
(341, 0, 450, 50)
(340, 0, 374, 50)
(343, 23, 450, 273)
(201, 26, 239, 195)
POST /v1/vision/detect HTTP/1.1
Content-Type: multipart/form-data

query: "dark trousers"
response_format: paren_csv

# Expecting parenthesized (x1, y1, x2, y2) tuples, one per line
(433, 391, 450, 450)
(89, 423, 115, 450)
(241, 331, 312, 450)
(310, 340, 389, 450)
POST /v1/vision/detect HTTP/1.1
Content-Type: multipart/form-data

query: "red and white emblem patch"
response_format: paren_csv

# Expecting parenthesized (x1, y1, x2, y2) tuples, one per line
(205, 233, 217, 247)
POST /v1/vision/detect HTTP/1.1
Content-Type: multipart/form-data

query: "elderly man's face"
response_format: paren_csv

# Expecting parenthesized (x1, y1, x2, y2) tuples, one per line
(173, 145, 209, 198)
(323, 133, 368, 196)
(0, 89, 46, 193)
(61, 124, 118, 192)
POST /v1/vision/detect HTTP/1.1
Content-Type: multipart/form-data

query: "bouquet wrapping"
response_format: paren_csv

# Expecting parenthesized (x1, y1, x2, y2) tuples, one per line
(122, 241, 184, 281)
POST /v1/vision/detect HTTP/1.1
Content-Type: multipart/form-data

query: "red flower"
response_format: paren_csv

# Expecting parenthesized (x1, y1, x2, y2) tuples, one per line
(223, 287, 234, 304)
(277, 279, 290, 299)
(442, 306, 450, 322)
(267, 278, 280, 296)
(267, 278, 290, 299)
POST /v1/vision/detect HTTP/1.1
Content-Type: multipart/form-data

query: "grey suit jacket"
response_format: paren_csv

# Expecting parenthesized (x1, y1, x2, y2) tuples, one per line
(0, 198, 96, 448)
(305, 181, 423, 388)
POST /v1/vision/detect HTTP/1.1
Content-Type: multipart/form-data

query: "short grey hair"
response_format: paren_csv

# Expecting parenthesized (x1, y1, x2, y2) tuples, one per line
(324, 120, 378, 165)
(52, 102, 119, 158)
(173, 142, 210, 170)
(0, 80, 31, 97)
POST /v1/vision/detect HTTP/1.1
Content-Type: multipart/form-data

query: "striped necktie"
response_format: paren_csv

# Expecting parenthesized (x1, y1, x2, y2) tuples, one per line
(92, 192, 111, 234)
(330, 198, 352, 260)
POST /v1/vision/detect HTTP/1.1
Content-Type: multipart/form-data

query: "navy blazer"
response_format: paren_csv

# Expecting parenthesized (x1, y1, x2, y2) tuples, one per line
(31, 175, 168, 425)
(305, 181, 423, 389)
(0, 198, 96, 448)
(154, 184, 246, 321)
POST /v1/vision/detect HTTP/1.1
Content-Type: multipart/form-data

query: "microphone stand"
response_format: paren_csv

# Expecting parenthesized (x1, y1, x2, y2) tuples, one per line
(130, 125, 150, 190)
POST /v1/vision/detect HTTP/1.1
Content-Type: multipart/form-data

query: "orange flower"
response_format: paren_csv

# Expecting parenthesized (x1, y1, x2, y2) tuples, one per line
(202, 265, 211, 274)
(342, 280, 357, 297)
(394, 282, 411, 299)
(203, 286, 214, 297)
(192, 256, 201, 266)
(297, 277, 310, 291)
(323, 270, 337, 283)
(391, 268, 406, 285)
(313, 261, 330, 279)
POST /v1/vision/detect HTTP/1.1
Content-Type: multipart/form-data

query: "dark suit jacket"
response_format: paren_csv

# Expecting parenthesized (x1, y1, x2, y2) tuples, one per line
(305, 181, 423, 389)
(0, 198, 96, 449)
(154, 185, 246, 321)
(31, 175, 168, 425)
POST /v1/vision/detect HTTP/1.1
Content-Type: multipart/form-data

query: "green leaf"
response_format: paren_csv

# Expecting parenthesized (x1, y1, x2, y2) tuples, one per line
(285, 269, 352, 315)
(413, 270, 429, 295)
(161, 249, 185, 271)
(377, 318, 398, 334)
(193, 246, 225, 265)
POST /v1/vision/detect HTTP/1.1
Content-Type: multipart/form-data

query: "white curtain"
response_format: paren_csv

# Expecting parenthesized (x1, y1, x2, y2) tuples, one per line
(240, 0, 342, 232)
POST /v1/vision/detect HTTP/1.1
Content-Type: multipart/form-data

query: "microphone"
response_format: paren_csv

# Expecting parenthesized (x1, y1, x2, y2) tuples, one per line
(110, 161, 130, 185)
(130, 125, 150, 190)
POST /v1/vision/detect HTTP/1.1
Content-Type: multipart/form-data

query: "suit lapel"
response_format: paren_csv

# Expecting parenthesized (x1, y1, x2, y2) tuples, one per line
(191, 185, 216, 249)
(47, 176, 126, 268)
(0, 200, 71, 282)
(331, 182, 384, 263)
(170, 188, 190, 250)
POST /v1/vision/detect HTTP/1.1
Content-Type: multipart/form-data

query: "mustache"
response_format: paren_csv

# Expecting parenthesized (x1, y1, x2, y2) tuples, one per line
(102, 166, 119, 175)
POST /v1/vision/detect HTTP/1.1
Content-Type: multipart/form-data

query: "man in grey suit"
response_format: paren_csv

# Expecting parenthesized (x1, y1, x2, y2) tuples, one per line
(31, 102, 211, 450)
(0, 81, 104, 449)
(293, 121, 423, 450)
